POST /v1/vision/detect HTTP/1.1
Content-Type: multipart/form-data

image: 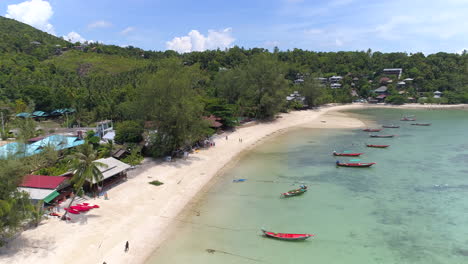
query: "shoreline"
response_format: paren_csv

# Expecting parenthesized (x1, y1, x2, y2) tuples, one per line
(0, 103, 466, 264)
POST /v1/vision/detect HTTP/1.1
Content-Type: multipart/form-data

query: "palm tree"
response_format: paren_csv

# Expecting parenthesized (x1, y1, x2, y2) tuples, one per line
(62, 144, 107, 220)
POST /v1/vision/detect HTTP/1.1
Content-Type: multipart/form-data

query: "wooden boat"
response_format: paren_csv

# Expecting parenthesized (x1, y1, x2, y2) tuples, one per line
(411, 123, 431, 126)
(382, 125, 400, 128)
(336, 161, 375, 167)
(401, 117, 416, 121)
(262, 229, 314, 241)
(281, 185, 308, 197)
(362, 128, 382, 132)
(333, 151, 363, 157)
(366, 144, 390, 148)
(369, 134, 394, 138)
(233, 179, 247, 182)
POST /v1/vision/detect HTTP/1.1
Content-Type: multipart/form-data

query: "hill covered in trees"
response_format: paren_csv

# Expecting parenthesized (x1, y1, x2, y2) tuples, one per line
(1, 15, 468, 143)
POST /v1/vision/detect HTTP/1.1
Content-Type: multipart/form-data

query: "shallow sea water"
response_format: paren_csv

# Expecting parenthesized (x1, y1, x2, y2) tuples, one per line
(147, 108, 468, 264)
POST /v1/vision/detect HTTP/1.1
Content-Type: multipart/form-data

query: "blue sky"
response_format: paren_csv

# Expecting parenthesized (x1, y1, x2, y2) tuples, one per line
(2, 0, 468, 54)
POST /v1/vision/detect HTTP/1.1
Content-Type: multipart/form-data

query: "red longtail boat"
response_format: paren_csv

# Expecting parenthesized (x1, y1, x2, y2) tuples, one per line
(369, 134, 394, 138)
(401, 117, 416, 121)
(366, 144, 390, 148)
(333, 151, 363, 157)
(261, 229, 314, 241)
(336, 161, 375, 167)
(411, 123, 431, 126)
(362, 128, 382, 132)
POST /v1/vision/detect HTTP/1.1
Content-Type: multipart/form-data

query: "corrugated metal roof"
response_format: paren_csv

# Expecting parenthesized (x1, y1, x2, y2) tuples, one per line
(88, 157, 130, 184)
(0, 135, 85, 159)
(20, 175, 68, 189)
(18, 187, 56, 200)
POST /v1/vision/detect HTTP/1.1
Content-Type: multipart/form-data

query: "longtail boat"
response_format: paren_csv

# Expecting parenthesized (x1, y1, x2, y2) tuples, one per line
(336, 161, 375, 167)
(366, 144, 390, 148)
(401, 117, 416, 121)
(411, 123, 431, 126)
(369, 134, 394, 138)
(333, 151, 363, 157)
(382, 125, 400, 128)
(362, 128, 382, 132)
(281, 185, 308, 197)
(261, 229, 314, 241)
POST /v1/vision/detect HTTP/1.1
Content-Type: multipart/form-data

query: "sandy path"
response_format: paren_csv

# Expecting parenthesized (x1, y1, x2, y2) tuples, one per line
(0, 103, 465, 264)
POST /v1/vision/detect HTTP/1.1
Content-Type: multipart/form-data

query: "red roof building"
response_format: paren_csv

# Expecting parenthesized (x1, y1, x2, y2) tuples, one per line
(203, 115, 223, 128)
(20, 175, 69, 189)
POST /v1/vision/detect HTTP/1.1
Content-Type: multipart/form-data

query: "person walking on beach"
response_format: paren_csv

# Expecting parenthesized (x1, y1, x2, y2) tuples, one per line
(125, 241, 129, 252)
(225, 135, 228, 140)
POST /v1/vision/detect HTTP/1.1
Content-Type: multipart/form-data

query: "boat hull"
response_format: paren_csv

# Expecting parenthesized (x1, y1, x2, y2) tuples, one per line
(366, 144, 389, 148)
(369, 135, 394, 138)
(411, 123, 431, 126)
(262, 229, 314, 241)
(382, 125, 400, 128)
(336, 162, 375, 167)
(333, 152, 363, 156)
(362, 129, 382, 132)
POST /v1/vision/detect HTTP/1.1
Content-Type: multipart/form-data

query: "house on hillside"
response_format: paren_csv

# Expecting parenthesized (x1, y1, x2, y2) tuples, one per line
(374, 86, 389, 102)
(96, 120, 114, 138)
(316, 77, 328, 84)
(286, 91, 307, 107)
(330, 83, 342, 89)
(433, 91, 442, 98)
(380, 77, 392, 84)
(329, 76, 343, 83)
(383, 68, 403, 79)
(203, 115, 223, 129)
(18, 174, 72, 205)
(294, 78, 304, 84)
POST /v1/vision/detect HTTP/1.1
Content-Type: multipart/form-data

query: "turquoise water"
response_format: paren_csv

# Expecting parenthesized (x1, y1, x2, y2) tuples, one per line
(147, 108, 468, 264)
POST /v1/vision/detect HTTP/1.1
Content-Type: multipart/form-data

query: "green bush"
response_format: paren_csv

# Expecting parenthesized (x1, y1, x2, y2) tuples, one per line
(149, 180, 164, 186)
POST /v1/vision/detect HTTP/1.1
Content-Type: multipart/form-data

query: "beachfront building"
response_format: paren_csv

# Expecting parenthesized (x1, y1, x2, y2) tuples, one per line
(433, 91, 442, 98)
(0, 134, 85, 159)
(18, 174, 72, 205)
(382, 68, 403, 79)
(286, 91, 307, 106)
(87, 157, 131, 192)
(96, 120, 114, 138)
(374, 86, 389, 102)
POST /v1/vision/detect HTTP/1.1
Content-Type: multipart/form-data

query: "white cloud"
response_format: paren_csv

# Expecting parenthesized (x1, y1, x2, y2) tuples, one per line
(88, 20, 112, 29)
(5, 0, 54, 34)
(63, 31, 86, 43)
(166, 28, 235, 53)
(120, 27, 136, 35)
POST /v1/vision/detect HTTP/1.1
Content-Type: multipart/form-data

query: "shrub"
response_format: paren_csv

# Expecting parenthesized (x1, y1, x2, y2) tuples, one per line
(149, 180, 164, 186)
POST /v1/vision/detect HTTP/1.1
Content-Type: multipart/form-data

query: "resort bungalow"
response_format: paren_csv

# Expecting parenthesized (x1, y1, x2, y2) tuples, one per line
(0, 135, 84, 159)
(286, 91, 307, 107)
(315, 77, 328, 84)
(329, 76, 343, 83)
(294, 78, 304, 84)
(433, 91, 442, 98)
(330, 83, 342, 89)
(374, 86, 388, 102)
(18, 174, 72, 205)
(87, 157, 131, 192)
(203, 115, 223, 129)
(382, 68, 403, 79)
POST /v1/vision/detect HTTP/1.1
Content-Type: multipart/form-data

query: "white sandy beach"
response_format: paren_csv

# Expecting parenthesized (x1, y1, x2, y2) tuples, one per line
(0, 103, 465, 264)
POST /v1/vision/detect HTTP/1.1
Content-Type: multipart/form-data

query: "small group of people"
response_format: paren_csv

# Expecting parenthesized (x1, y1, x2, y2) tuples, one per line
(238, 138, 243, 143)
